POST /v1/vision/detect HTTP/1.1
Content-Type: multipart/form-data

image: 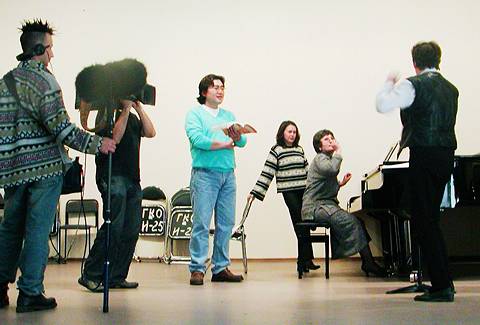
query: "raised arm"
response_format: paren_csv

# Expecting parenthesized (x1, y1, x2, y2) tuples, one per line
(132, 101, 156, 138)
(376, 73, 415, 113)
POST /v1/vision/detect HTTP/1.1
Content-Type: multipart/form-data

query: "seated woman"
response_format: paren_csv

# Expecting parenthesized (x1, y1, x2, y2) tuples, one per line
(249, 121, 319, 274)
(301, 129, 387, 277)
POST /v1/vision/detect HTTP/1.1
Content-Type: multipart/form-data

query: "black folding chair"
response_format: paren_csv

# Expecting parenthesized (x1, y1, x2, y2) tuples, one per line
(58, 199, 99, 262)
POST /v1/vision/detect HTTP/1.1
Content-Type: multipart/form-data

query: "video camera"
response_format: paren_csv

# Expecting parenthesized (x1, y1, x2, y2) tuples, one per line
(75, 58, 156, 131)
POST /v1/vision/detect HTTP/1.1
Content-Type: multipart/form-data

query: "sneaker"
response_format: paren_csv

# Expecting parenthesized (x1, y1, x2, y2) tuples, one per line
(78, 276, 104, 292)
(110, 280, 139, 289)
(0, 283, 8, 308)
(414, 287, 454, 302)
(211, 268, 244, 282)
(16, 291, 57, 313)
(190, 272, 204, 285)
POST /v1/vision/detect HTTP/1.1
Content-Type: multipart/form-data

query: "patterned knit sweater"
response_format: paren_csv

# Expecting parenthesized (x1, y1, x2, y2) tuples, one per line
(250, 144, 308, 201)
(0, 60, 102, 188)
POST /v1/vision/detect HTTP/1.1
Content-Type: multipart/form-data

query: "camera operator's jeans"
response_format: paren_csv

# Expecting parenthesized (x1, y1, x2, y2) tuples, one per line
(189, 168, 236, 275)
(83, 175, 142, 284)
(0, 175, 63, 296)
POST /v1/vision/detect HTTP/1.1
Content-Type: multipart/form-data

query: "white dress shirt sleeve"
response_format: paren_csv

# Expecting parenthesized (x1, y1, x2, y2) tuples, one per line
(376, 79, 416, 113)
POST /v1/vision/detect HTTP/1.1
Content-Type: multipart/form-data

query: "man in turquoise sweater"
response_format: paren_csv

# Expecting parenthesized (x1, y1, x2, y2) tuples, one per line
(185, 74, 247, 285)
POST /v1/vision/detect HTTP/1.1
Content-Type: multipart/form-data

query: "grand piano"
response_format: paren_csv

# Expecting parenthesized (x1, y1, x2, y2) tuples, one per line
(350, 143, 480, 276)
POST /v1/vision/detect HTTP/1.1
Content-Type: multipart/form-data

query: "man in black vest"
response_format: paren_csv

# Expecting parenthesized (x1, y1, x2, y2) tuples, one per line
(376, 41, 457, 302)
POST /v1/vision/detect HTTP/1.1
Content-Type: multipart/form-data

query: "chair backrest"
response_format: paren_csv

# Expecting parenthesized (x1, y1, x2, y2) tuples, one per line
(171, 187, 191, 208)
(65, 199, 99, 227)
(237, 196, 254, 228)
(142, 186, 166, 201)
(168, 187, 193, 240)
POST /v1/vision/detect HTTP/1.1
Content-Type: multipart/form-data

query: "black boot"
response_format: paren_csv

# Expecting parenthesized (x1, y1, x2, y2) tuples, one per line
(16, 290, 57, 313)
(0, 283, 8, 308)
(359, 246, 388, 278)
(305, 260, 321, 270)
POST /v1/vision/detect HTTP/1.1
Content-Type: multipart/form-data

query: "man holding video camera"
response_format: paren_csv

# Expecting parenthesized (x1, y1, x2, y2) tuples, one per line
(0, 19, 116, 313)
(78, 99, 156, 292)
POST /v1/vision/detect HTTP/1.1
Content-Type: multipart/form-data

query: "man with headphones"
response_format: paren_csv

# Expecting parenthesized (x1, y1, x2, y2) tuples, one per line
(0, 19, 116, 313)
(16, 42, 51, 63)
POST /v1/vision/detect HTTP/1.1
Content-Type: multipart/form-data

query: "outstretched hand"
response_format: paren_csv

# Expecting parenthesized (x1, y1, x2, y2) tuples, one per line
(339, 172, 352, 187)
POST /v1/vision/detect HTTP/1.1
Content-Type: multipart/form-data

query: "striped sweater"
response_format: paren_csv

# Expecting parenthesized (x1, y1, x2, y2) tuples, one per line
(250, 144, 308, 201)
(0, 60, 102, 188)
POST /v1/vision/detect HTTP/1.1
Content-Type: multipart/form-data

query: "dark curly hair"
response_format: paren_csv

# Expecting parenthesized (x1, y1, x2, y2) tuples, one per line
(411, 41, 441, 70)
(276, 120, 300, 147)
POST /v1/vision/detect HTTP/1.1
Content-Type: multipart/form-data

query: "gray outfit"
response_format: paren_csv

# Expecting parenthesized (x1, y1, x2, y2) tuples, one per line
(302, 152, 368, 259)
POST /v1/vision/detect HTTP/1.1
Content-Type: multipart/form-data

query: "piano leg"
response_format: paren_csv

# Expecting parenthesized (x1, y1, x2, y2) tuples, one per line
(390, 211, 402, 272)
(383, 211, 404, 275)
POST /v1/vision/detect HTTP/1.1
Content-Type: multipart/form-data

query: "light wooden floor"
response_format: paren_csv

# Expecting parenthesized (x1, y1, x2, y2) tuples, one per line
(1, 259, 480, 325)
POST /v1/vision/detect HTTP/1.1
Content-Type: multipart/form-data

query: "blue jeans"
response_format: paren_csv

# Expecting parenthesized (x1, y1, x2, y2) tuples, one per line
(189, 168, 236, 274)
(0, 175, 63, 295)
(83, 175, 142, 284)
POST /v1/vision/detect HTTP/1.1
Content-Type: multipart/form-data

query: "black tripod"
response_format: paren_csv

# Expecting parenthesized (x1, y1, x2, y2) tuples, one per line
(102, 99, 115, 313)
(386, 245, 430, 294)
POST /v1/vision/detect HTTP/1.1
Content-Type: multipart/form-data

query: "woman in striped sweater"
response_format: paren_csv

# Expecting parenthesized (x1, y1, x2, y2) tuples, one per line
(249, 121, 319, 274)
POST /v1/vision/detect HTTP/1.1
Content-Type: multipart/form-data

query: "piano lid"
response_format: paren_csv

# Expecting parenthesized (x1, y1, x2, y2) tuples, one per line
(383, 141, 409, 165)
(363, 142, 409, 183)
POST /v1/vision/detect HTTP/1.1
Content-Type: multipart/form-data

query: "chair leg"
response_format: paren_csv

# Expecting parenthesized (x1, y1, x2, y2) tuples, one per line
(57, 229, 62, 264)
(87, 228, 91, 254)
(325, 236, 330, 279)
(165, 239, 171, 264)
(64, 228, 68, 263)
(241, 232, 247, 274)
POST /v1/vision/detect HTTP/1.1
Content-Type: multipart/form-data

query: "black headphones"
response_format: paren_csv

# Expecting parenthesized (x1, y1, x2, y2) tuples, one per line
(16, 43, 47, 61)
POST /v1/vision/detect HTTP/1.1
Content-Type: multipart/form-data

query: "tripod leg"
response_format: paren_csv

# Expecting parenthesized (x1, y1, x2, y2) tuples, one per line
(386, 283, 430, 294)
(386, 247, 431, 294)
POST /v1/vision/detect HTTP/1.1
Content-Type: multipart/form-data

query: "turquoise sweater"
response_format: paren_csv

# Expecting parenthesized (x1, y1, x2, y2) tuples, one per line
(185, 106, 247, 172)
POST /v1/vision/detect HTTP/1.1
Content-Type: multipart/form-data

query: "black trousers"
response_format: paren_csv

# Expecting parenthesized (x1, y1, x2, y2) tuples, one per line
(409, 147, 454, 291)
(282, 189, 314, 263)
(83, 176, 142, 284)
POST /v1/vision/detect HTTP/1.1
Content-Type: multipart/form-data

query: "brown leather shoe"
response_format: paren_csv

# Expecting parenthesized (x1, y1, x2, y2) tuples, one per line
(211, 268, 244, 282)
(190, 272, 204, 285)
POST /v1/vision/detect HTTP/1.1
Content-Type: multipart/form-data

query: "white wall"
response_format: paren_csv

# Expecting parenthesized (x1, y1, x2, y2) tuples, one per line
(1, 0, 479, 259)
